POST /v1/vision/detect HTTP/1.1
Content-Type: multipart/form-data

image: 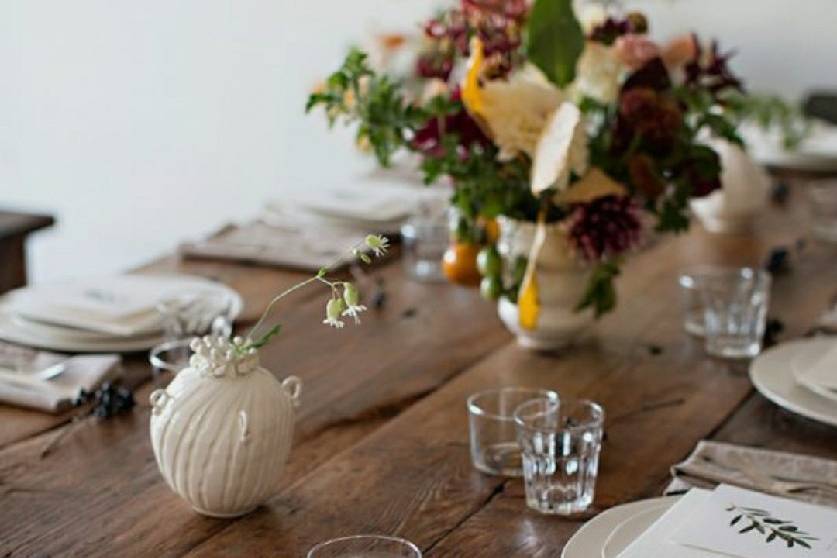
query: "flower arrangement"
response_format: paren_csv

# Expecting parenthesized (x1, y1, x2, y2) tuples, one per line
(307, 0, 750, 317)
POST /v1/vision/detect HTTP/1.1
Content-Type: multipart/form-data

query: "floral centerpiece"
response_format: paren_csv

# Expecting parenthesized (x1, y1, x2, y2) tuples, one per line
(307, 0, 749, 349)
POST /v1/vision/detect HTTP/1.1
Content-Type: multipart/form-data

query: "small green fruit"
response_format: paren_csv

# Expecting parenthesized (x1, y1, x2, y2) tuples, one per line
(477, 246, 502, 276)
(480, 276, 503, 301)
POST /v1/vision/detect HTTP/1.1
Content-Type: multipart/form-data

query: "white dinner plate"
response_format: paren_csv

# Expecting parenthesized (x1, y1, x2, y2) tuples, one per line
(562, 496, 678, 558)
(750, 338, 837, 427)
(0, 275, 242, 353)
(791, 338, 837, 404)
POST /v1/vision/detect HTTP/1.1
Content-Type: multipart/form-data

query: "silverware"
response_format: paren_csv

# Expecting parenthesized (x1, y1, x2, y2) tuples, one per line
(33, 362, 67, 381)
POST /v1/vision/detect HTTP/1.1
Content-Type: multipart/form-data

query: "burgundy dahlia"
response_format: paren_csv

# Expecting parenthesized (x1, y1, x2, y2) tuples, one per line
(684, 35, 744, 96)
(411, 90, 491, 157)
(569, 196, 642, 261)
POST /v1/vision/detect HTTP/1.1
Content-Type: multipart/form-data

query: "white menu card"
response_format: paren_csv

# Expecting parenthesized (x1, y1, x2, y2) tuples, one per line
(672, 485, 837, 557)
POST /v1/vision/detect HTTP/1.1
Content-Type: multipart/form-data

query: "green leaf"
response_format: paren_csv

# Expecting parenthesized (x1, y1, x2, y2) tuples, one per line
(575, 261, 620, 318)
(525, 0, 584, 87)
(730, 515, 742, 526)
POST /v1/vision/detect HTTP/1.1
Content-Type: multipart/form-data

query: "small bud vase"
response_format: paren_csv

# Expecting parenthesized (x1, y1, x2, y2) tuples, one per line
(149, 336, 301, 518)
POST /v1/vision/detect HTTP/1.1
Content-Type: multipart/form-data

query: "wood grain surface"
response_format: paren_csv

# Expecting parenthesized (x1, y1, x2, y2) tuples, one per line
(1, 189, 836, 557)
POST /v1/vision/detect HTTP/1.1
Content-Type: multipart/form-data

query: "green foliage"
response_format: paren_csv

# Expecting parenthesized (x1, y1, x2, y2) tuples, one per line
(306, 49, 434, 167)
(525, 0, 585, 87)
(576, 261, 620, 318)
(421, 136, 542, 222)
(724, 91, 811, 150)
(676, 86, 744, 146)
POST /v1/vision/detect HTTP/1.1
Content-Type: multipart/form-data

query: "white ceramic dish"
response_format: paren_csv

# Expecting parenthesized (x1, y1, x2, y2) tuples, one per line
(601, 501, 674, 557)
(750, 338, 837, 427)
(0, 275, 242, 353)
(562, 496, 677, 558)
(792, 338, 837, 404)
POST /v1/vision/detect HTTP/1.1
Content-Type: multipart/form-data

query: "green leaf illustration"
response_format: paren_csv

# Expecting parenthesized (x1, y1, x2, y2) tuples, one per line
(726, 504, 819, 550)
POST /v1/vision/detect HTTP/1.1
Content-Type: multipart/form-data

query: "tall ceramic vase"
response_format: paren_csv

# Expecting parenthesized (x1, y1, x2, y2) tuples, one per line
(149, 336, 301, 518)
(496, 217, 595, 351)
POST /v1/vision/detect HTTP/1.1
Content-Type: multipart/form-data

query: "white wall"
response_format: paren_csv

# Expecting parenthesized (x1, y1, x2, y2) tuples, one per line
(2, 0, 835, 283)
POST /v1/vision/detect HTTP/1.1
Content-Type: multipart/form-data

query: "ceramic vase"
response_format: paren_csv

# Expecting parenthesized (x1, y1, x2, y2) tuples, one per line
(690, 139, 770, 234)
(149, 336, 301, 518)
(496, 217, 594, 351)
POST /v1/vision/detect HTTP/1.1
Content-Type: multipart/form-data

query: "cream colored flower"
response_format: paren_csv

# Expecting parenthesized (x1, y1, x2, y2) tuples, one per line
(461, 38, 564, 160)
(572, 42, 626, 105)
(531, 102, 589, 195)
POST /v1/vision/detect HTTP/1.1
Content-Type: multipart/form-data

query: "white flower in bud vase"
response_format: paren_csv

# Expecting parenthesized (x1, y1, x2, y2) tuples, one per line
(365, 234, 389, 257)
(341, 282, 367, 324)
(323, 297, 347, 328)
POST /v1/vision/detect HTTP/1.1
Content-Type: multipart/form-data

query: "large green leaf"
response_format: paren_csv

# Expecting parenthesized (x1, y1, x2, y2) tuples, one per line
(525, 0, 585, 87)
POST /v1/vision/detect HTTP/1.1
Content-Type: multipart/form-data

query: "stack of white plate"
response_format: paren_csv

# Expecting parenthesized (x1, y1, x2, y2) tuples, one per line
(750, 337, 837, 427)
(264, 177, 448, 236)
(743, 121, 837, 172)
(563, 496, 678, 557)
(0, 274, 242, 353)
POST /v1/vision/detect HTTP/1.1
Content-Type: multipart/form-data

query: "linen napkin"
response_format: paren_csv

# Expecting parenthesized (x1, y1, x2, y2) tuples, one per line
(666, 441, 837, 508)
(180, 221, 367, 272)
(0, 344, 121, 413)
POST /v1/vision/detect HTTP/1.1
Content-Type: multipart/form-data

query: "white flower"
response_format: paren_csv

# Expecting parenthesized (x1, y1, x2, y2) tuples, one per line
(572, 42, 626, 105)
(531, 102, 589, 195)
(323, 297, 346, 328)
(341, 282, 367, 324)
(365, 234, 389, 257)
(461, 38, 564, 159)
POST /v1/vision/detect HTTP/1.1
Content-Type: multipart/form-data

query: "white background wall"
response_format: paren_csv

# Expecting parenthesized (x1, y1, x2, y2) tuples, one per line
(2, 0, 835, 283)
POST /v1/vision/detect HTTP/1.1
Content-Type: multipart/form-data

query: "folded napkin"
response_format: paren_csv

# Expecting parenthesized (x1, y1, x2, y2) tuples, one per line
(666, 441, 837, 508)
(0, 344, 121, 413)
(180, 221, 368, 272)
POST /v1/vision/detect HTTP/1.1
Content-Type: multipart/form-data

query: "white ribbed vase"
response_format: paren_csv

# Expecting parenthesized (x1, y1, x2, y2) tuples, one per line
(149, 336, 301, 518)
(496, 217, 595, 351)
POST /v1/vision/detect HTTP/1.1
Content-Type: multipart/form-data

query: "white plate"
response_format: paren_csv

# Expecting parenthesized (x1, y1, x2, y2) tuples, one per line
(750, 338, 837, 427)
(791, 338, 837, 404)
(0, 275, 242, 353)
(601, 501, 674, 557)
(562, 497, 677, 558)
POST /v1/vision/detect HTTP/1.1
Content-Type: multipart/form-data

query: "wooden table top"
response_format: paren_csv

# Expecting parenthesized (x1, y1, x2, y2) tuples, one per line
(2, 190, 837, 557)
(0, 210, 54, 241)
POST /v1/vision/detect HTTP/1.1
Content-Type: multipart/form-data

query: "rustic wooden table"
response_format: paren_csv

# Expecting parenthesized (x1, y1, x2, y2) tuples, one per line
(1, 191, 836, 557)
(0, 210, 54, 295)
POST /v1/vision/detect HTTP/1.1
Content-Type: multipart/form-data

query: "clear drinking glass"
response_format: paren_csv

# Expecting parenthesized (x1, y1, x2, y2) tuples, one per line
(467, 388, 560, 477)
(514, 398, 604, 515)
(400, 191, 449, 283)
(807, 181, 837, 242)
(149, 293, 234, 376)
(307, 535, 421, 558)
(699, 267, 771, 359)
(679, 269, 706, 336)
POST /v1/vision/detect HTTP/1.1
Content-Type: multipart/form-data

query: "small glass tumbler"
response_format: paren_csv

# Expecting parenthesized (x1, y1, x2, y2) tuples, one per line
(514, 398, 604, 515)
(400, 192, 449, 283)
(679, 269, 706, 336)
(307, 535, 421, 558)
(699, 267, 771, 359)
(467, 388, 559, 477)
(807, 181, 837, 242)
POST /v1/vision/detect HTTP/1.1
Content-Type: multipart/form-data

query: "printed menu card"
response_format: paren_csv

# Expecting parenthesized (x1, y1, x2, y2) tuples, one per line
(618, 485, 837, 557)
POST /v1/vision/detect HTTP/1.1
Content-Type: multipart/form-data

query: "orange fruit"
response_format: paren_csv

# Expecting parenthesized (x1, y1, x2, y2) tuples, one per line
(442, 242, 483, 287)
